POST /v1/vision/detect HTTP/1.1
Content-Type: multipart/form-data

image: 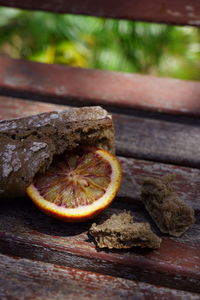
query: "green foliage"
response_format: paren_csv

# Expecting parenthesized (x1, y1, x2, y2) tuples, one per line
(0, 7, 199, 80)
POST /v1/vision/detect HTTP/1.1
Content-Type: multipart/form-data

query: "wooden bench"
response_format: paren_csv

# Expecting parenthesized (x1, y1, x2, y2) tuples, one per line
(0, 1, 200, 299)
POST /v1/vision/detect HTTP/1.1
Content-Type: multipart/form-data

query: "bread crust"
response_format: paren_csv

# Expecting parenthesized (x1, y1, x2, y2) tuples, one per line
(0, 106, 114, 198)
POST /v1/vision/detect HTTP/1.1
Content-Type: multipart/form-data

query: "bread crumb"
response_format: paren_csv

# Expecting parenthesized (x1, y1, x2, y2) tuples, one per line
(89, 211, 161, 249)
(141, 175, 195, 237)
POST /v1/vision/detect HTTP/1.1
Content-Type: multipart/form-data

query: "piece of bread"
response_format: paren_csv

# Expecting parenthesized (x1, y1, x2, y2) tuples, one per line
(141, 175, 195, 237)
(0, 106, 114, 198)
(89, 212, 161, 249)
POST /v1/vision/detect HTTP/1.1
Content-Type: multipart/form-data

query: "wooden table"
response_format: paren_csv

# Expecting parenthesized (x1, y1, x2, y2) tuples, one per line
(1, 90, 200, 299)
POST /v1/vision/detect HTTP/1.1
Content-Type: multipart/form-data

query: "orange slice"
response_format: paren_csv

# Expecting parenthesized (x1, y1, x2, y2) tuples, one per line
(26, 147, 122, 222)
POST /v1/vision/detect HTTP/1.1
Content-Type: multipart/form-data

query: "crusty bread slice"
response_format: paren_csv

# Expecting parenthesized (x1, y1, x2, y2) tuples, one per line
(0, 106, 114, 198)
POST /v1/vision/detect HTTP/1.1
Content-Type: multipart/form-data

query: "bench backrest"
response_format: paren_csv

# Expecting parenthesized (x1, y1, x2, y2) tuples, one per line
(0, 0, 199, 116)
(0, 0, 200, 26)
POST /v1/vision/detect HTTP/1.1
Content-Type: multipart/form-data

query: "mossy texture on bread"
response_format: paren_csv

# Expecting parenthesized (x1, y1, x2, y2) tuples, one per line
(141, 175, 195, 237)
(90, 212, 161, 249)
(0, 106, 114, 198)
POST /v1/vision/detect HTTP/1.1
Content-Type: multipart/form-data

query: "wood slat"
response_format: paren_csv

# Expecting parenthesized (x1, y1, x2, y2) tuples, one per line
(0, 0, 200, 26)
(114, 113, 200, 168)
(0, 196, 199, 293)
(0, 57, 200, 117)
(1, 254, 199, 300)
(1, 96, 200, 168)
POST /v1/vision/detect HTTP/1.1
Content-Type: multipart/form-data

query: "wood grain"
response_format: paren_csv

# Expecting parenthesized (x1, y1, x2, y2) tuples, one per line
(0, 195, 199, 293)
(0, 57, 200, 116)
(1, 97, 200, 168)
(0, 0, 200, 26)
(1, 254, 199, 300)
(114, 113, 200, 168)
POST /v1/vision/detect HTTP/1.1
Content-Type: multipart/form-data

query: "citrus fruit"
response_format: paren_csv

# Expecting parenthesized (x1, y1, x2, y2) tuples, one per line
(26, 147, 122, 222)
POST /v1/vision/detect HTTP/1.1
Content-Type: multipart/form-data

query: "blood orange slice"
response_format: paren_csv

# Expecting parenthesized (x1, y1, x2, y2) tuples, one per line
(26, 147, 122, 222)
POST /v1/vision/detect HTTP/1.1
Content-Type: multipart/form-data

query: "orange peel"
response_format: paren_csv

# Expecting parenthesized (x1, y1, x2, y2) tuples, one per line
(26, 147, 122, 222)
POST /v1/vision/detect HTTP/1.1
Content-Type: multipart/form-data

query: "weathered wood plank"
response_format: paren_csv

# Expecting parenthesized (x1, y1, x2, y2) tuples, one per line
(0, 196, 199, 293)
(0, 57, 200, 116)
(1, 96, 200, 168)
(0, 0, 200, 26)
(114, 113, 200, 168)
(1, 254, 200, 300)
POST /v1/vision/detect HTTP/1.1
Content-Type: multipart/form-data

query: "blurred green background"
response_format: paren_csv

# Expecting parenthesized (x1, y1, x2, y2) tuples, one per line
(0, 7, 199, 80)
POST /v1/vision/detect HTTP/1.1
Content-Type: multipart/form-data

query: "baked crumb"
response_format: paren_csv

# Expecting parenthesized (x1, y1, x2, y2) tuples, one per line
(141, 175, 195, 237)
(89, 211, 161, 249)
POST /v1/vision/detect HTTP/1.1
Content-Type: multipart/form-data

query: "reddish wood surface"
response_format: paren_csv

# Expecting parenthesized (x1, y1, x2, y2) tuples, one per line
(0, 0, 200, 26)
(1, 254, 199, 300)
(0, 96, 67, 120)
(1, 96, 200, 168)
(0, 197, 199, 293)
(1, 95, 200, 297)
(0, 57, 200, 117)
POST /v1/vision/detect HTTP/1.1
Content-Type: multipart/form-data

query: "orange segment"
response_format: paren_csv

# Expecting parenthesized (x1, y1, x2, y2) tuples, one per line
(26, 147, 122, 222)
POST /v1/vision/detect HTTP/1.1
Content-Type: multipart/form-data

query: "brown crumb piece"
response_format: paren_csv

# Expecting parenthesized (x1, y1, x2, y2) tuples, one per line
(141, 175, 195, 237)
(89, 212, 161, 249)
